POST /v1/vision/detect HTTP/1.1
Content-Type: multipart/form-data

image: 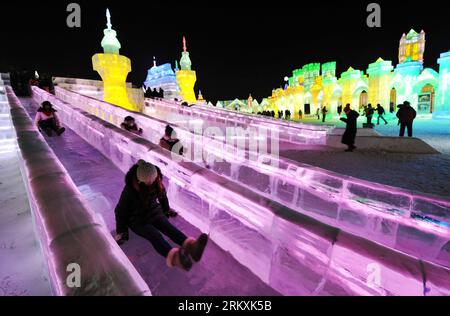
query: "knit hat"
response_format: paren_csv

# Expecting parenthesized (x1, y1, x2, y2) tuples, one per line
(136, 160, 158, 184)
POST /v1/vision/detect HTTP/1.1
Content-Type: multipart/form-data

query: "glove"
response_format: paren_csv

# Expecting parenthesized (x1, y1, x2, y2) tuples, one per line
(115, 232, 129, 245)
(165, 210, 178, 218)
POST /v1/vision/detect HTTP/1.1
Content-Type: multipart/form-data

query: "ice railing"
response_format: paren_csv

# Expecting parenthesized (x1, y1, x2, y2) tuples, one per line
(7, 87, 151, 296)
(35, 87, 450, 295)
(0, 76, 16, 153)
(54, 86, 450, 268)
(144, 98, 330, 145)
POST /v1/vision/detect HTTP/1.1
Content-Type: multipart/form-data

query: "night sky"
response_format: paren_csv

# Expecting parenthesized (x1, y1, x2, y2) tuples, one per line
(1, 0, 449, 102)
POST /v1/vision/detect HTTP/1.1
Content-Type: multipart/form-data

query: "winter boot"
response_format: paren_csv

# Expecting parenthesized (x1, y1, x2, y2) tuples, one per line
(166, 247, 192, 271)
(57, 127, 66, 136)
(182, 234, 209, 262)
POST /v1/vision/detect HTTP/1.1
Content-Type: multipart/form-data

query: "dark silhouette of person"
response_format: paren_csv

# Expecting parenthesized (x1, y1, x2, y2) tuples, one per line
(337, 105, 343, 116)
(365, 104, 375, 126)
(340, 104, 359, 152)
(376, 104, 388, 125)
(321, 106, 328, 123)
(396, 101, 417, 137)
(120, 116, 143, 135)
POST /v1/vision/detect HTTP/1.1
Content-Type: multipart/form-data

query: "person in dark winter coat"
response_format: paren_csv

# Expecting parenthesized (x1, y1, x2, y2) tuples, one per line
(158, 87, 164, 99)
(340, 104, 359, 152)
(321, 106, 328, 123)
(120, 116, 143, 135)
(376, 104, 388, 125)
(365, 104, 375, 126)
(114, 160, 208, 271)
(159, 125, 184, 156)
(34, 101, 65, 137)
(396, 101, 417, 137)
(337, 105, 343, 116)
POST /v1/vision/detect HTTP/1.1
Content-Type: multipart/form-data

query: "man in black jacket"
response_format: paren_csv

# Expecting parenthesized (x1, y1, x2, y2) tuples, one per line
(396, 101, 417, 137)
(340, 104, 360, 152)
(114, 160, 208, 271)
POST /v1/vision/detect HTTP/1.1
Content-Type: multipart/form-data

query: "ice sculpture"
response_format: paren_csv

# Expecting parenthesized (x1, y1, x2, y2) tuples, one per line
(367, 58, 394, 107)
(434, 51, 450, 119)
(261, 29, 447, 118)
(143, 57, 179, 100)
(399, 29, 426, 64)
(92, 9, 141, 111)
(176, 36, 197, 103)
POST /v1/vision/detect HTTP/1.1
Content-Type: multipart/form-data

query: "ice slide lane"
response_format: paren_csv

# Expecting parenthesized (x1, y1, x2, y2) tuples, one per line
(54, 87, 450, 269)
(19, 96, 279, 296)
(31, 87, 450, 296)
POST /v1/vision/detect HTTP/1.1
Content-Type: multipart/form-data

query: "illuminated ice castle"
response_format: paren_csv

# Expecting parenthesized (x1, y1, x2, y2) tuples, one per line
(144, 57, 179, 100)
(265, 29, 450, 119)
(143, 37, 198, 103)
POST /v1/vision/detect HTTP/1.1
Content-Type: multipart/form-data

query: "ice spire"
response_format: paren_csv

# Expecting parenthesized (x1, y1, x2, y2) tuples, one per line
(180, 36, 192, 70)
(101, 8, 121, 54)
(106, 8, 112, 30)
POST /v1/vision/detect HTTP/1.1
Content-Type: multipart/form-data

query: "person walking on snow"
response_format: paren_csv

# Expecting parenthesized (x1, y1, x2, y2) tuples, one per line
(396, 101, 417, 137)
(34, 101, 65, 137)
(114, 160, 208, 271)
(376, 104, 388, 125)
(340, 104, 359, 152)
(321, 106, 328, 123)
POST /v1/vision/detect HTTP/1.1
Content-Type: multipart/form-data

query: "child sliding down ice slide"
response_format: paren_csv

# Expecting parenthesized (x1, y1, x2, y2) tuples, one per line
(34, 101, 65, 137)
(114, 160, 208, 271)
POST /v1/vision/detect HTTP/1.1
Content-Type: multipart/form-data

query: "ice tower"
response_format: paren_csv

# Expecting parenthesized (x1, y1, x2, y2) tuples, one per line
(92, 9, 138, 111)
(434, 51, 450, 118)
(176, 36, 197, 104)
(399, 29, 426, 64)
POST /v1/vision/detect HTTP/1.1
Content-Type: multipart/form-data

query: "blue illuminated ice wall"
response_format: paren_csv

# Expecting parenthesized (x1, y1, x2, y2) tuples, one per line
(144, 61, 179, 100)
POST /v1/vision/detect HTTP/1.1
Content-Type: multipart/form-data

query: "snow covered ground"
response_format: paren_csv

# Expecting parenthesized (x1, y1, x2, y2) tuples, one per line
(298, 115, 450, 154)
(0, 150, 52, 296)
(281, 144, 450, 198)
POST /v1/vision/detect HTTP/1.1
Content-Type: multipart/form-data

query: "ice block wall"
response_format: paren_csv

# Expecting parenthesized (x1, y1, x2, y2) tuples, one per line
(33, 86, 450, 295)
(144, 98, 331, 145)
(55, 86, 450, 268)
(6, 86, 151, 296)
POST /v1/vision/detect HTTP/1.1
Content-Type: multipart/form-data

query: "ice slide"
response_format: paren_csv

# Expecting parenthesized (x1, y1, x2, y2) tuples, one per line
(5, 86, 152, 295)
(54, 86, 450, 268)
(15, 94, 278, 296)
(26, 86, 450, 295)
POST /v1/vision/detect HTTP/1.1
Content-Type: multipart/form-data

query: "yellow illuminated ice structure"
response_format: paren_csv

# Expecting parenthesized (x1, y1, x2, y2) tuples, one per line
(176, 37, 197, 104)
(399, 29, 425, 64)
(92, 9, 139, 111)
(367, 58, 394, 107)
